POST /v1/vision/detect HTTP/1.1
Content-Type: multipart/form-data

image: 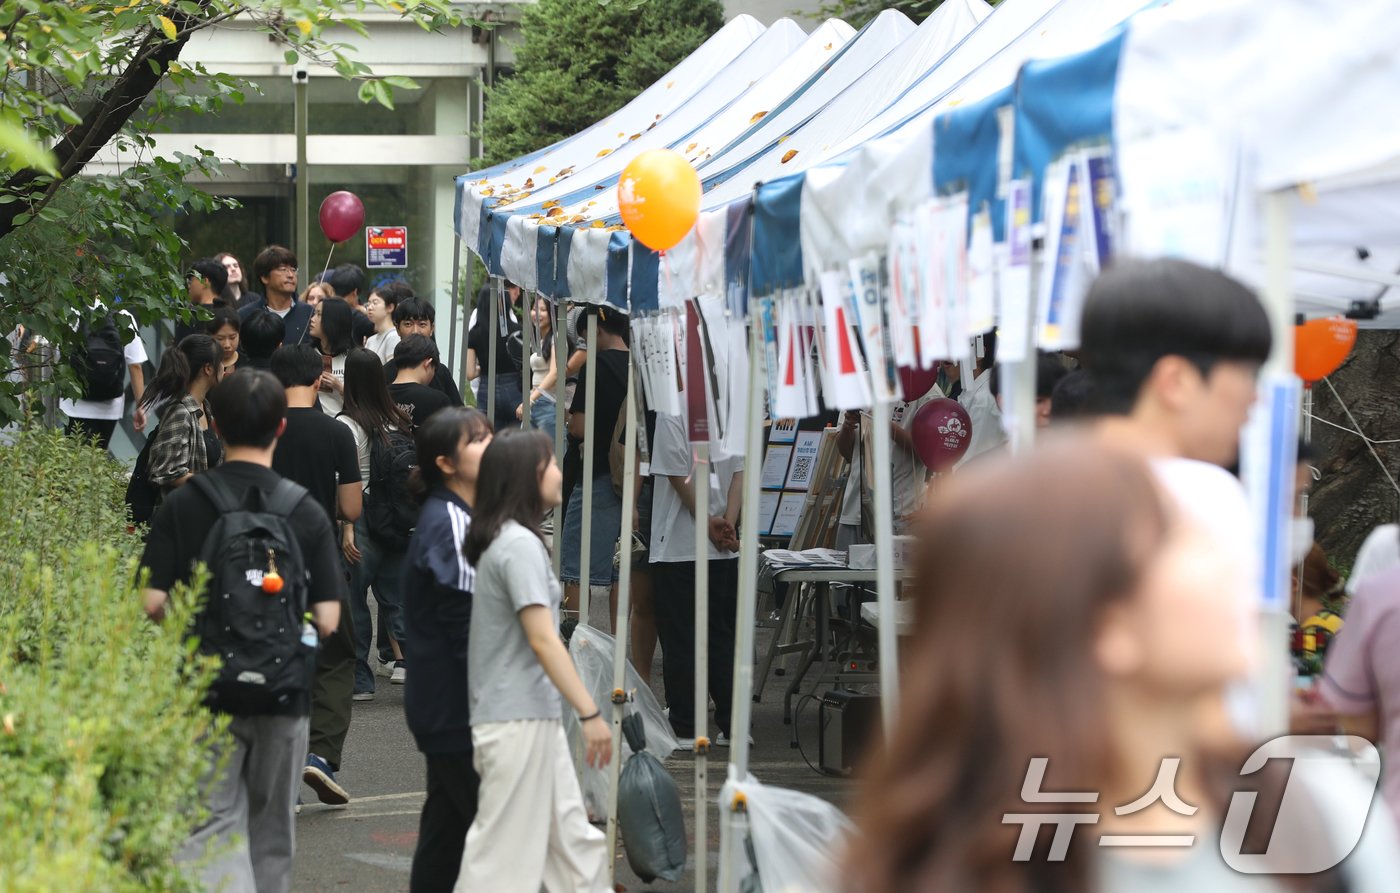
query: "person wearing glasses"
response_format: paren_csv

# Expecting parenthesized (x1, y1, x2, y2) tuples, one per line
(174, 258, 229, 345)
(238, 246, 315, 348)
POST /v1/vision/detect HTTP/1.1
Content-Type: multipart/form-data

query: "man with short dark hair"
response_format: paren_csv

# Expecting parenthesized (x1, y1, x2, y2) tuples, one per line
(240, 309, 286, 372)
(140, 369, 345, 893)
(326, 263, 375, 343)
(175, 258, 231, 344)
(269, 344, 363, 805)
(1080, 257, 1273, 735)
(240, 246, 314, 348)
(388, 334, 451, 429)
(386, 297, 463, 405)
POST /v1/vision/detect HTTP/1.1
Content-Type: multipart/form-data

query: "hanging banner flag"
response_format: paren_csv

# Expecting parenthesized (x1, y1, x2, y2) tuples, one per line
(849, 254, 898, 403)
(998, 179, 1033, 363)
(794, 289, 821, 417)
(887, 213, 920, 370)
(632, 314, 656, 409)
(819, 270, 871, 410)
(773, 294, 810, 419)
(649, 311, 682, 417)
(718, 317, 749, 461)
(685, 301, 709, 443)
(914, 200, 948, 364)
(967, 204, 996, 335)
(1085, 151, 1116, 270)
(1039, 157, 1091, 350)
(806, 286, 835, 402)
(757, 296, 780, 403)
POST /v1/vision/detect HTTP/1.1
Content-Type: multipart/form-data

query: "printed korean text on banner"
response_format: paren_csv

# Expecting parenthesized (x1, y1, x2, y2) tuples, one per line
(819, 270, 872, 410)
(849, 255, 897, 403)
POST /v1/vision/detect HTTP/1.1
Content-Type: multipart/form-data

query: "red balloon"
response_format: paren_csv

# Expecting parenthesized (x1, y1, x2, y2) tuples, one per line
(898, 365, 940, 402)
(1294, 316, 1356, 384)
(319, 191, 365, 244)
(911, 398, 972, 473)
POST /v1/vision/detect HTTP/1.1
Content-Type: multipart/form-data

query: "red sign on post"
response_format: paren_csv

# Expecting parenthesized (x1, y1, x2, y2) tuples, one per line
(366, 226, 408, 269)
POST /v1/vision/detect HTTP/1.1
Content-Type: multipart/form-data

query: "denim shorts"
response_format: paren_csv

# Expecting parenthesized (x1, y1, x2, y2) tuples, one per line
(560, 474, 622, 586)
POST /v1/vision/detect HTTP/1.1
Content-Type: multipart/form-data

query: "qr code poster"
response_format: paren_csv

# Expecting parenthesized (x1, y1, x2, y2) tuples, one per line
(785, 431, 822, 491)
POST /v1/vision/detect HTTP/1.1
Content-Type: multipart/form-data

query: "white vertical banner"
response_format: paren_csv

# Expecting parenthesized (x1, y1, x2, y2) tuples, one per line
(805, 286, 835, 404)
(849, 253, 898, 403)
(998, 179, 1033, 363)
(915, 199, 950, 364)
(819, 269, 872, 410)
(967, 204, 996, 335)
(773, 293, 810, 419)
(1242, 373, 1302, 614)
(1038, 156, 1094, 350)
(649, 310, 682, 417)
(887, 212, 921, 370)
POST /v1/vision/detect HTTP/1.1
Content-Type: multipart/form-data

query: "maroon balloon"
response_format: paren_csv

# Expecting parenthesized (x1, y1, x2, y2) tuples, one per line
(898, 364, 940, 401)
(911, 397, 972, 472)
(318, 191, 365, 244)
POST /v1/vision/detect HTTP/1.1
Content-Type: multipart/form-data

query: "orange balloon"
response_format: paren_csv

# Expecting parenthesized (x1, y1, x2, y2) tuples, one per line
(617, 149, 701, 252)
(1294, 316, 1357, 383)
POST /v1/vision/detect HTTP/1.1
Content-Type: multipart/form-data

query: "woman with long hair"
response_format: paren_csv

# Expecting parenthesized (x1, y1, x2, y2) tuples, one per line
(846, 438, 1397, 893)
(205, 305, 241, 377)
(140, 334, 224, 492)
(516, 295, 558, 434)
(456, 429, 611, 893)
(310, 296, 355, 416)
(214, 251, 252, 307)
(401, 407, 493, 893)
(337, 347, 416, 697)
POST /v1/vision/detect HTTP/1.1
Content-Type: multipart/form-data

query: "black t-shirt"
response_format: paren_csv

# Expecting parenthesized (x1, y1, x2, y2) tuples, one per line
(271, 407, 361, 523)
(381, 358, 464, 408)
(141, 462, 346, 607)
(568, 348, 629, 479)
(388, 381, 452, 430)
(467, 297, 523, 375)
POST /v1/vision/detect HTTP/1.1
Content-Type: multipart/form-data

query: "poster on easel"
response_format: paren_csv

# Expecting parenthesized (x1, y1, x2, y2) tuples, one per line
(772, 493, 807, 538)
(757, 491, 781, 536)
(785, 430, 823, 491)
(761, 445, 793, 490)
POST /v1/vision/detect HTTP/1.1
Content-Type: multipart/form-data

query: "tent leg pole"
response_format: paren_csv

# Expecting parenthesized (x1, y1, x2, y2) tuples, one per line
(554, 299, 568, 576)
(721, 319, 765, 893)
(487, 278, 500, 424)
(579, 312, 600, 627)
(1257, 189, 1296, 739)
(871, 397, 899, 736)
(693, 439, 711, 893)
(604, 347, 639, 881)
(447, 235, 463, 392)
(521, 291, 534, 430)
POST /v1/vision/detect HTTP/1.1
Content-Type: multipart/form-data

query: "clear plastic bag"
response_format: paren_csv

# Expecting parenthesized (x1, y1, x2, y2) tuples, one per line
(565, 624, 679, 822)
(721, 774, 855, 893)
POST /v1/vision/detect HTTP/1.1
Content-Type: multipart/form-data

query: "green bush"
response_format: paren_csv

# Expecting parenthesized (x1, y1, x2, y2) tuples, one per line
(0, 429, 221, 892)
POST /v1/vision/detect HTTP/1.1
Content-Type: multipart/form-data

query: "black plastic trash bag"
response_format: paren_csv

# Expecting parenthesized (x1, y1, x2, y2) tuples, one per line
(617, 713, 687, 882)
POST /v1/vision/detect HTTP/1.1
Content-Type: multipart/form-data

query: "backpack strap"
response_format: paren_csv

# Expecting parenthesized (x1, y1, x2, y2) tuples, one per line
(264, 478, 311, 519)
(189, 472, 242, 515)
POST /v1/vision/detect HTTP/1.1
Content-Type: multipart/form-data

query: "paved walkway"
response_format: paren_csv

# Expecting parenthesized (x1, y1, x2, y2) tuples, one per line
(293, 595, 861, 892)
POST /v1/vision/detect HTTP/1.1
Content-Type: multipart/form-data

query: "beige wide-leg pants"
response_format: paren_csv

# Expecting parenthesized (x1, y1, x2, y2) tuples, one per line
(454, 718, 609, 893)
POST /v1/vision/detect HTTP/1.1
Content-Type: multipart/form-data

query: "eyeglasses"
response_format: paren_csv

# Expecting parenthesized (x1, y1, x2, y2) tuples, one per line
(272, 264, 298, 274)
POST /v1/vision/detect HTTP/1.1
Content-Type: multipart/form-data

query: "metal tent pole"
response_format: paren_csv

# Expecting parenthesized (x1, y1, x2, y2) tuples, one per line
(487, 277, 500, 423)
(579, 311, 599, 625)
(693, 434, 711, 893)
(553, 299, 568, 575)
(604, 347, 639, 880)
(871, 396, 899, 735)
(447, 235, 463, 392)
(720, 319, 765, 891)
(1258, 189, 1297, 738)
(520, 292, 534, 430)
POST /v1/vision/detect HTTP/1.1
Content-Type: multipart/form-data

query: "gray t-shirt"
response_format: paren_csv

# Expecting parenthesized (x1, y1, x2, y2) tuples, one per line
(468, 520, 562, 725)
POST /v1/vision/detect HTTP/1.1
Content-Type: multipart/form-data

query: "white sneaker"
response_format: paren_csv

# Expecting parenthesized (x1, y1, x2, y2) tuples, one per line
(713, 732, 753, 748)
(390, 662, 406, 685)
(374, 659, 395, 679)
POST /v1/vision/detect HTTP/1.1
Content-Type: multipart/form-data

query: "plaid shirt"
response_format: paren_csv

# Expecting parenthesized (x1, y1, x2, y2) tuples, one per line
(147, 395, 209, 489)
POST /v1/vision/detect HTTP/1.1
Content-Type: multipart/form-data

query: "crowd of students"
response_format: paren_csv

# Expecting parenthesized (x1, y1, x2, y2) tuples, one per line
(46, 245, 1400, 891)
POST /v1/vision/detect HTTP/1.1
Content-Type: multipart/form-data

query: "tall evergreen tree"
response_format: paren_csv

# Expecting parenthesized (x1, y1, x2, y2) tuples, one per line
(480, 0, 726, 167)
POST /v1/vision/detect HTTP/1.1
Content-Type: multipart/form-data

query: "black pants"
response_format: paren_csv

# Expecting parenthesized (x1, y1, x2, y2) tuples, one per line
(410, 751, 480, 893)
(65, 416, 117, 451)
(309, 600, 356, 769)
(651, 558, 738, 738)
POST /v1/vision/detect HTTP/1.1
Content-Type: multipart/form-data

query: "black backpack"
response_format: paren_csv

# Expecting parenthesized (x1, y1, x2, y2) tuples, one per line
(125, 425, 160, 527)
(363, 426, 418, 550)
(72, 315, 126, 401)
(190, 474, 317, 715)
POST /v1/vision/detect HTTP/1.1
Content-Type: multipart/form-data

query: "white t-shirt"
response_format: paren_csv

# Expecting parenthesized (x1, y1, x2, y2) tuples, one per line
(318, 353, 347, 417)
(649, 411, 743, 564)
(365, 328, 400, 366)
(336, 415, 373, 486)
(954, 368, 1006, 468)
(59, 310, 147, 422)
(840, 387, 943, 528)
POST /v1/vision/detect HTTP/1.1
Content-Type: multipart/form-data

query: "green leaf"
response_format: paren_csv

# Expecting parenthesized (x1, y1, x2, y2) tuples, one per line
(0, 120, 59, 176)
(284, 49, 300, 64)
(380, 75, 419, 90)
